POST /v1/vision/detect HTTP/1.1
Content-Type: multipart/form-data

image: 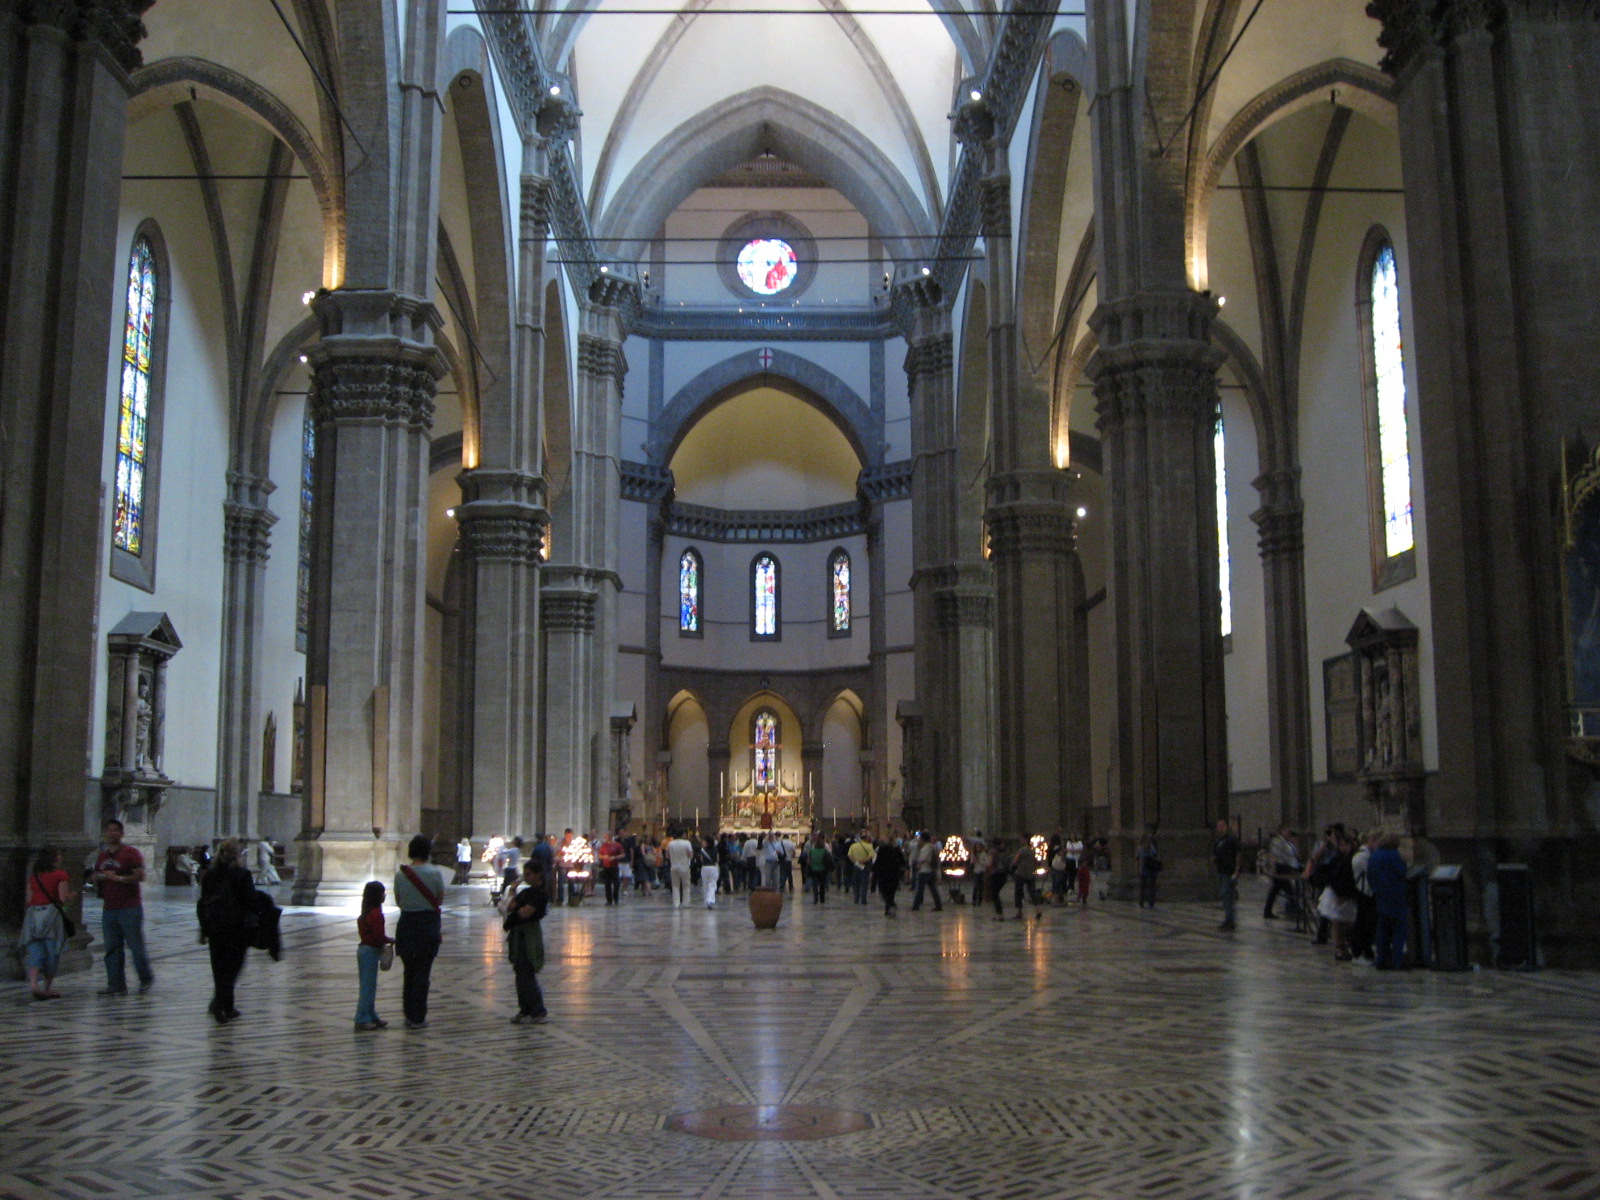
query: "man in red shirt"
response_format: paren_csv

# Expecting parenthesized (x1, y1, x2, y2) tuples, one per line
(93, 819, 154, 995)
(598, 832, 624, 906)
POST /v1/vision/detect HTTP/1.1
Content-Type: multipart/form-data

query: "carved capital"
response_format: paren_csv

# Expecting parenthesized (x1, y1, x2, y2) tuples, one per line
(980, 174, 1011, 240)
(1251, 502, 1305, 562)
(520, 173, 552, 231)
(222, 502, 276, 564)
(1362, 0, 1596, 76)
(904, 332, 953, 390)
(541, 589, 597, 633)
(309, 353, 438, 431)
(12, 0, 154, 70)
(1088, 295, 1224, 435)
(934, 585, 994, 631)
(458, 503, 546, 565)
(577, 332, 627, 386)
(984, 501, 1076, 560)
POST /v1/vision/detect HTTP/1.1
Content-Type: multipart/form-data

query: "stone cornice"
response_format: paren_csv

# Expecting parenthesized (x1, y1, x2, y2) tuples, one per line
(632, 305, 895, 342)
(667, 500, 866, 544)
(858, 459, 915, 502)
(1366, 0, 1598, 76)
(577, 332, 628, 384)
(620, 460, 673, 503)
(9, 0, 154, 71)
(308, 351, 440, 431)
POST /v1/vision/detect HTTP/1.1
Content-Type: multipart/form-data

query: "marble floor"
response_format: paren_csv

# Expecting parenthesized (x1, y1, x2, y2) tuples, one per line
(4, 878, 1600, 1200)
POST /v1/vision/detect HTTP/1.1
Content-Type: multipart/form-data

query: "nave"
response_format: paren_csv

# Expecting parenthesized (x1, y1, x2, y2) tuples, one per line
(4, 887, 1599, 1200)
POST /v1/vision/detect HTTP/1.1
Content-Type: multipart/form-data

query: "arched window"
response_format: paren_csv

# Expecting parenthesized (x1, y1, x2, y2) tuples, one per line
(753, 709, 780, 792)
(828, 548, 851, 635)
(1359, 230, 1417, 589)
(1215, 416, 1231, 639)
(752, 553, 780, 639)
(110, 228, 168, 589)
(297, 411, 315, 648)
(679, 548, 702, 636)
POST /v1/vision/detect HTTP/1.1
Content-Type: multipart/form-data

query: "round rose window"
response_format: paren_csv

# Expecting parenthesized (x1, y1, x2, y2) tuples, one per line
(736, 238, 798, 295)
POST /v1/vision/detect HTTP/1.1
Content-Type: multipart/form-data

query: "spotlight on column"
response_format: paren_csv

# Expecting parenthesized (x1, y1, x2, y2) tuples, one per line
(970, 89, 983, 102)
(1076, 506, 1087, 518)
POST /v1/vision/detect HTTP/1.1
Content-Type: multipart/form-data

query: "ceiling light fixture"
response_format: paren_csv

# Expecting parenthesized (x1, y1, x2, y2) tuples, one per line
(970, 89, 982, 102)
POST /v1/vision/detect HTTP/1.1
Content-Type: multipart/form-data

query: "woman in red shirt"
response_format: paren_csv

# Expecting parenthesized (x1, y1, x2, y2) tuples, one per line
(355, 881, 394, 1031)
(22, 847, 74, 999)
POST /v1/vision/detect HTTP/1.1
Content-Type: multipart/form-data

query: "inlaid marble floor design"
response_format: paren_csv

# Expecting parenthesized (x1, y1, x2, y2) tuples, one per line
(3, 880, 1599, 1200)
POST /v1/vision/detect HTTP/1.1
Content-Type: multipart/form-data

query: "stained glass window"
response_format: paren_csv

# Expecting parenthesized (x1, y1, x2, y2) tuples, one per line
(679, 548, 701, 634)
(113, 237, 157, 555)
(830, 549, 851, 633)
(737, 238, 797, 295)
(1371, 243, 1414, 558)
(753, 554, 778, 637)
(1216, 416, 1231, 639)
(297, 412, 315, 638)
(753, 710, 779, 792)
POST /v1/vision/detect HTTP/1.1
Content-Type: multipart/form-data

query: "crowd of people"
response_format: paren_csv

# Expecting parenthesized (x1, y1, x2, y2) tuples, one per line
(1214, 818, 1413, 967)
(12, 817, 1414, 1032)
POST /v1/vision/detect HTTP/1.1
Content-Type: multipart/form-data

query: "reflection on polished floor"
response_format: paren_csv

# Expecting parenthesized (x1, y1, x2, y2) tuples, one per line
(4, 881, 1600, 1200)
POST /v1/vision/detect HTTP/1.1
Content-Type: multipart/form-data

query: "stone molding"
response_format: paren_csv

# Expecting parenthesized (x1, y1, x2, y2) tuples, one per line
(1251, 503, 1305, 562)
(11, 0, 153, 70)
(222, 502, 275, 565)
(857, 459, 914, 502)
(984, 501, 1076, 559)
(309, 353, 439, 431)
(904, 332, 954, 389)
(620, 460, 674, 503)
(632, 305, 893, 342)
(980, 174, 1011, 240)
(520, 173, 551, 230)
(934, 585, 994, 630)
(668, 500, 865, 544)
(1366, 0, 1596, 76)
(577, 332, 628, 385)
(540, 589, 597, 633)
(457, 504, 546, 565)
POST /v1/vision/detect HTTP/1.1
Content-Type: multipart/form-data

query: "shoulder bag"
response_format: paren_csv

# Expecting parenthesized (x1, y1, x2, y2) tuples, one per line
(32, 875, 75, 938)
(400, 864, 442, 910)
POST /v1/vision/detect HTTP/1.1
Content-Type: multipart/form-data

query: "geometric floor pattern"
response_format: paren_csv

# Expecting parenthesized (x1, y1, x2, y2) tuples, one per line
(4, 878, 1600, 1200)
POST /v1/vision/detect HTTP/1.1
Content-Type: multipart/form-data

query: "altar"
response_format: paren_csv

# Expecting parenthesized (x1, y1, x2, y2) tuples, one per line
(718, 789, 812, 835)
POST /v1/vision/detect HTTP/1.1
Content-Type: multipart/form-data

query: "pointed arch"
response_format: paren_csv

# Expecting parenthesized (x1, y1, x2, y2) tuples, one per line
(595, 87, 933, 263)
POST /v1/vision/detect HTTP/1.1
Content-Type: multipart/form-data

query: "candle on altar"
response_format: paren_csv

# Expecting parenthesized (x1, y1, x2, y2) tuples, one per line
(720, 770, 725, 798)
(808, 771, 813, 797)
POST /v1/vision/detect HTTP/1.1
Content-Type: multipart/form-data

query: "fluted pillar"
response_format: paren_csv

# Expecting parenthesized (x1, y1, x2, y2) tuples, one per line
(294, 292, 445, 901)
(1365, 0, 1600, 961)
(216, 473, 277, 838)
(542, 297, 627, 834)
(0, 2, 150, 936)
(456, 473, 545, 839)
(1089, 292, 1228, 895)
(1251, 469, 1312, 834)
(971, 159, 1090, 837)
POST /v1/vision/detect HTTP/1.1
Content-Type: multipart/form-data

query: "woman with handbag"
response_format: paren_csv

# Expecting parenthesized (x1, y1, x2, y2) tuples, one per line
(21, 847, 75, 999)
(504, 862, 549, 1025)
(394, 834, 446, 1029)
(197, 839, 261, 1024)
(355, 880, 394, 1031)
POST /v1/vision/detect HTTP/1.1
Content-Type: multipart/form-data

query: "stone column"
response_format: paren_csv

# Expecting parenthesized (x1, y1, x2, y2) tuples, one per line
(542, 292, 628, 835)
(865, 505, 889, 825)
(934, 569, 996, 836)
(1089, 292, 1228, 895)
(1365, 1, 1600, 962)
(0, 3, 150, 931)
(294, 292, 445, 901)
(905, 301, 957, 829)
(973, 163, 1091, 838)
(455, 472, 545, 838)
(1251, 469, 1312, 834)
(216, 473, 277, 838)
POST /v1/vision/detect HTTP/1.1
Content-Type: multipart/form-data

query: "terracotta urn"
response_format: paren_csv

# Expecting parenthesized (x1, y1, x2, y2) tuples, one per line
(748, 887, 783, 929)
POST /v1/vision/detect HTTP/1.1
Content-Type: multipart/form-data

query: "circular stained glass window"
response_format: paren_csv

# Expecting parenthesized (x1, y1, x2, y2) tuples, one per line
(736, 238, 798, 295)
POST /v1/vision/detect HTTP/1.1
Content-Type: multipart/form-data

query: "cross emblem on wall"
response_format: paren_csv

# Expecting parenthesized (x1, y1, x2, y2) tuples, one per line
(757, 348, 774, 370)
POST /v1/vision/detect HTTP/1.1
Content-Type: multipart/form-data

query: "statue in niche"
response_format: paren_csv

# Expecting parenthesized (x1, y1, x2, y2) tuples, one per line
(290, 678, 306, 795)
(134, 675, 154, 773)
(262, 711, 277, 794)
